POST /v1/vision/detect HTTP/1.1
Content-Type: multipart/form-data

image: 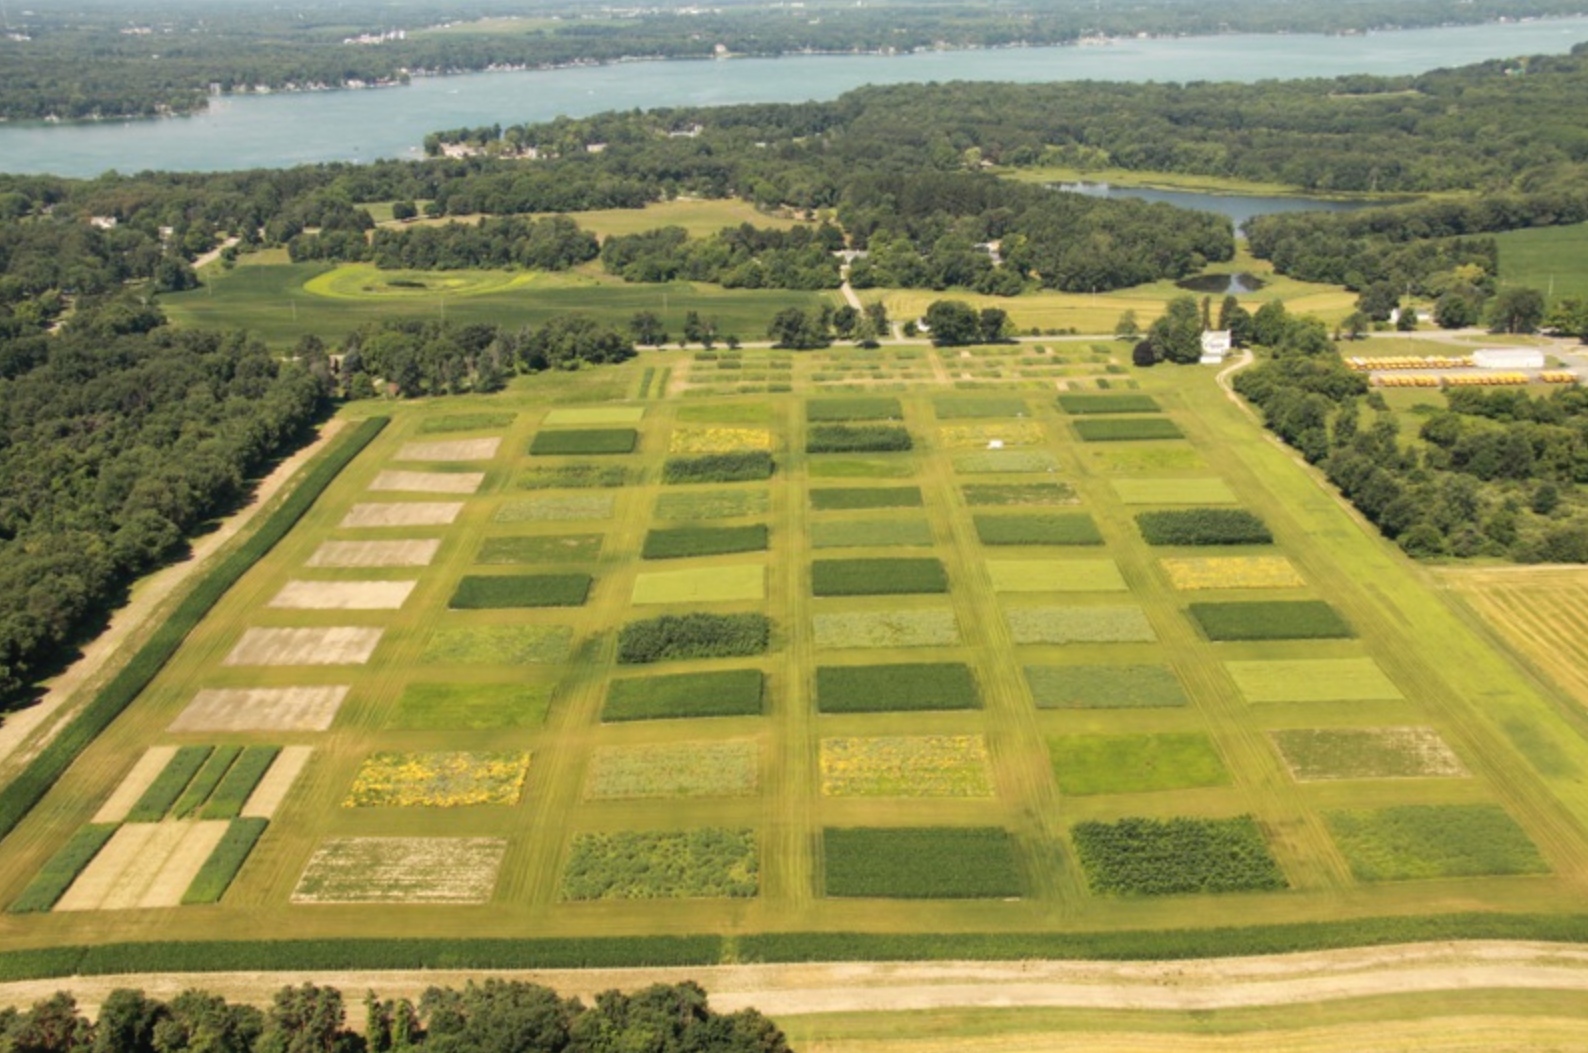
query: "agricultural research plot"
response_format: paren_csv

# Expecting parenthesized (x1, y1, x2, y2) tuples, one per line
(477, 534, 603, 564)
(1225, 657, 1404, 703)
(293, 838, 506, 903)
(1136, 509, 1273, 546)
(1048, 733, 1230, 795)
(962, 483, 1077, 507)
(824, 827, 1022, 898)
(305, 539, 441, 568)
(518, 464, 627, 490)
(1324, 804, 1548, 881)
(661, 451, 773, 484)
(617, 613, 771, 664)
(369, 470, 484, 495)
(655, 490, 770, 521)
(820, 735, 994, 797)
(170, 687, 349, 733)
(1058, 394, 1161, 414)
(808, 456, 915, 479)
(240, 746, 313, 819)
(395, 438, 502, 462)
(390, 683, 552, 730)
(988, 560, 1127, 593)
(1025, 665, 1188, 709)
(268, 580, 416, 610)
(10, 825, 118, 913)
(813, 609, 961, 650)
(603, 669, 765, 722)
(1271, 727, 1467, 781)
(815, 663, 979, 713)
(223, 627, 383, 667)
(811, 558, 948, 596)
(937, 423, 1045, 450)
(1160, 557, 1306, 591)
(807, 397, 903, 422)
(340, 502, 462, 528)
(809, 487, 923, 511)
(584, 741, 759, 799)
(668, 427, 773, 453)
(419, 412, 515, 434)
(529, 428, 638, 455)
(343, 751, 530, 808)
(494, 494, 615, 522)
(806, 424, 913, 453)
(1087, 446, 1208, 474)
(1112, 479, 1239, 505)
(952, 450, 1061, 474)
(677, 403, 770, 424)
(1071, 816, 1287, 896)
(1006, 606, 1156, 645)
(1189, 601, 1353, 641)
(450, 574, 591, 609)
(975, 514, 1103, 546)
(810, 518, 933, 549)
(422, 625, 573, 665)
(934, 396, 1030, 419)
(1072, 418, 1185, 442)
(561, 828, 758, 900)
(55, 821, 230, 912)
(642, 524, 768, 559)
(633, 565, 766, 605)
(543, 407, 645, 425)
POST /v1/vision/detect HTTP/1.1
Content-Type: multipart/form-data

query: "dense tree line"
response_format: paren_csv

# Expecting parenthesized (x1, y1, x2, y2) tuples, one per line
(289, 215, 599, 271)
(0, 979, 789, 1052)
(601, 223, 842, 289)
(1233, 303, 1588, 561)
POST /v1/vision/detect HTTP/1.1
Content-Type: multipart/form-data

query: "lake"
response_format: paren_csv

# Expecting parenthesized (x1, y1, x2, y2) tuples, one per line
(3, 17, 1587, 178)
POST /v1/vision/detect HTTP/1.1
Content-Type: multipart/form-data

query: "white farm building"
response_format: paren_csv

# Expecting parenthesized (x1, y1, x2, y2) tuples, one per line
(1472, 347, 1545, 370)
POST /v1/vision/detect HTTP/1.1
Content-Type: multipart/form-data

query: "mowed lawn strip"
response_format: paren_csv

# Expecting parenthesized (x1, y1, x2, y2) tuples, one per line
(450, 574, 592, 609)
(816, 663, 980, 713)
(975, 513, 1103, 546)
(810, 487, 924, 511)
(1048, 733, 1231, 795)
(642, 524, 768, 560)
(1324, 804, 1549, 881)
(603, 668, 765, 721)
(824, 827, 1022, 898)
(1189, 601, 1354, 641)
(529, 428, 638, 455)
(811, 558, 948, 596)
(1025, 664, 1189, 709)
(1072, 816, 1287, 895)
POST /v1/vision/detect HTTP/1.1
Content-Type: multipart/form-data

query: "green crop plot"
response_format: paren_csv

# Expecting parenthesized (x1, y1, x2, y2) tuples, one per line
(808, 456, 916, 479)
(390, 683, 553, 730)
(1225, 658, 1403, 703)
(642, 524, 768, 559)
(585, 741, 759, 799)
(1324, 804, 1549, 881)
(9, 825, 116, 913)
(450, 574, 591, 608)
(418, 413, 516, 434)
(632, 564, 766, 605)
(811, 558, 948, 596)
(676, 402, 771, 424)
(1006, 605, 1157, 644)
(603, 668, 765, 722)
(1270, 727, 1467, 781)
(661, 451, 773, 483)
(422, 625, 574, 665)
(1058, 394, 1162, 414)
(654, 489, 771, 520)
(518, 464, 628, 489)
(1087, 445, 1209, 474)
(812, 609, 961, 649)
(561, 828, 759, 900)
(1073, 418, 1185, 442)
(987, 559, 1126, 593)
(810, 487, 924, 511)
(529, 428, 638, 455)
(807, 397, 904, 421)
(1136, 509, 1273, 546)
(807, 424, 913, 453)
(1112, 479, 1238, 505)
(810, 518, 933, 549)
(934, 396, 1030, 419)
(975, 514, 1104, 546)
(617, 613, 771, 663)
(477, 534, 603, 564)
(1189, 601, 1353, 641)
(962, 483, 1077, 506)
(494, 495, 615, 523)
(951, 449, 1061, 474)
(816, 663, 980, 713)
(1072, 816, 1287, 895)
(1025, 664, 1189, 709)
(824, 827, 1022, 898)
(1048, 733, 1230, 795)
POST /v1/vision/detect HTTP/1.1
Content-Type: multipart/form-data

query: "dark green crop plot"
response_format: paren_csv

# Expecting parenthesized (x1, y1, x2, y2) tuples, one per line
(529, 428, 638, 455)
(824, 827, 1023, 898)
(812, 558, 948, 596)
(642, 524, 769, 560)
(807, 397, 903, 421)
(1072, 816, 1287, 896)
(810, 487, 924, 511)
(1058, 394, 1161, 414)
(170, 746, 242, 820)
(1136, 509, 1273, 546)
(451, 574, 592, 609)
(1072, 418, 1183, 441)
(661, 451, 773, 483)
(1189, 601, 1353, 640)
(9, 824, 118, 913)
(126, 746, 213, 823)
(518, 464, 627, 489)
(603, 668, 765, 721)
(974, 513, 1103, 545)
(816, 663, 979, 713)
(182, 819, 270, 906)
(199, 747, 282, 821)
(617, 613, 772, 664)
(807, 424, 913, 453)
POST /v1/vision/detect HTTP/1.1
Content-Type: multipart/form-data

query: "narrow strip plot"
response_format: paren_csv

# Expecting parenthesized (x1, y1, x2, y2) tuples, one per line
(241, 746, 314, 819)
(92, 747, 178, 823)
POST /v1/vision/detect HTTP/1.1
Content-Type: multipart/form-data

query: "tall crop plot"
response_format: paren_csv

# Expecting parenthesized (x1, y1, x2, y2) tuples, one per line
(808, 397, 903, 421)
(661, 451, 773, 484)
(1073, 418, 1184, 442)
(811, 558, 947, 596)
(529, 428, 638, 455)
(824, 827, 1021, 898)
(449, 574, 591, 608)
(561, 828, 758, 900)
(1072, 816, 1286, 895)
(1324, 804, 1548, 881)
(642, 525, 768, 560)
(807, 424, 912, 453)
(1136, 509, 1272, 546)
(816, 663, 979, 713)
(603, 669, 764, 721)
(617, 613, 771, 664)
(1189, 601, 1353, 641)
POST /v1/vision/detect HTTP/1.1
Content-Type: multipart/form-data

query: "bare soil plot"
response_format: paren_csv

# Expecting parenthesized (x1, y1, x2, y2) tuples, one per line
(223, 627, 384, 667)
(241, 746, 314, 819)
(292, 838, 506, 903)
(1271, 727, 1468, 781)
(369, 470, 484, 495)
(267, 580, 417, 611)
(170, 688, 349, 734)
(305, 539, 441, 568)
(339, 503, 463, 528)
(92, 747, 177, 823)
(394, 438, 502, 462)
(56, 821, 228, 911)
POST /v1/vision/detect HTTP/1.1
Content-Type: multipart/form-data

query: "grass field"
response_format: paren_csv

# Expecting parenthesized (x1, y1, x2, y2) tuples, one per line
(1496, 221, 1588, 301)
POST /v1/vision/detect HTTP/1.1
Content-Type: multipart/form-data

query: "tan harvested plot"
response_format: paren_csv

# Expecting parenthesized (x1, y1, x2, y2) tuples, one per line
(1161, 557, 1306, 591)
(394, 438, 501, 462)
(241, 746, 314, 819)
(1112, 478, 1239, 505)
(126, 822, 230, 909)
(92, 747, 177, 823)
(369, 470, 484, 495)
(543, 406, 645, 424)
(170, 687, 348, 733)
(305, 539, 440, 568)
(813, 609, 961, 650)
(632, 565, 766, 605)
(340, 502, 462, 528)
(267, 580, 417, 610)
(1272, 727, 1468, 781)
(56, 821, 227, 911)
(988, 560, 1127, 593)
(292, 837, 505, 903)
(1226, 657, 1403, 703)
(223, 627, 384, 667)
(1447, 570, 1588, 710)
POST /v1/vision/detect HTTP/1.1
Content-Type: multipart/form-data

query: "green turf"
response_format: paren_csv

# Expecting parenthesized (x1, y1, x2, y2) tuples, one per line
(529, 428, 638, 456)
(632, 564, 766, 605)
(1048, 733, 1230, 795)
(653, 489, 771, 520)
(962, 483, 1077, 506)
(807, 456, 916, 479)
(1497, 221, 1588, 301)
(987, 559, 1126, 592)
(603, 668, 765, 722)
(450, 574, 591, 608)
(1225, 658, 1403, 703)
(390, 683, 554, 730)
(824, 827, 1022, 898)
(807, 397, 903, 421)
(1111, 478, 1239, 505)
(810, 518, 933, 549)
(642, 524, 769, 559)
(1006, 606, 1157, 644)
(1071, 816, 1287, 896)
(974, 514, 1104, 546)
(422, 625, 574, 665)
(816, 663, 980, 713)
(811, 558, 948, 596)
(1024, 664, 1189, 709)
(476, 534, 603, 564)
(1188, 601, 1353, 641)
(933, 397, 1031, 419)
(810, 487, 924, 511)
(951, 449, 1061, 474)
(1324, 804, 1549, 881)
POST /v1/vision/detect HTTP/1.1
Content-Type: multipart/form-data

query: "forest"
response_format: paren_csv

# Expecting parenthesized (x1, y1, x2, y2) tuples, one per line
(2, 0, 1581, 120)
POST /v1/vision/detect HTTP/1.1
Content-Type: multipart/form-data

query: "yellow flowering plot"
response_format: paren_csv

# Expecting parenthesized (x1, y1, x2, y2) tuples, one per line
(937, 422, 1045, 449)
(668, 426, 773, 454)
(1160, 556, 1306, 591)
(343, 751, 530, 808)
(820, 735, 995, 797)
